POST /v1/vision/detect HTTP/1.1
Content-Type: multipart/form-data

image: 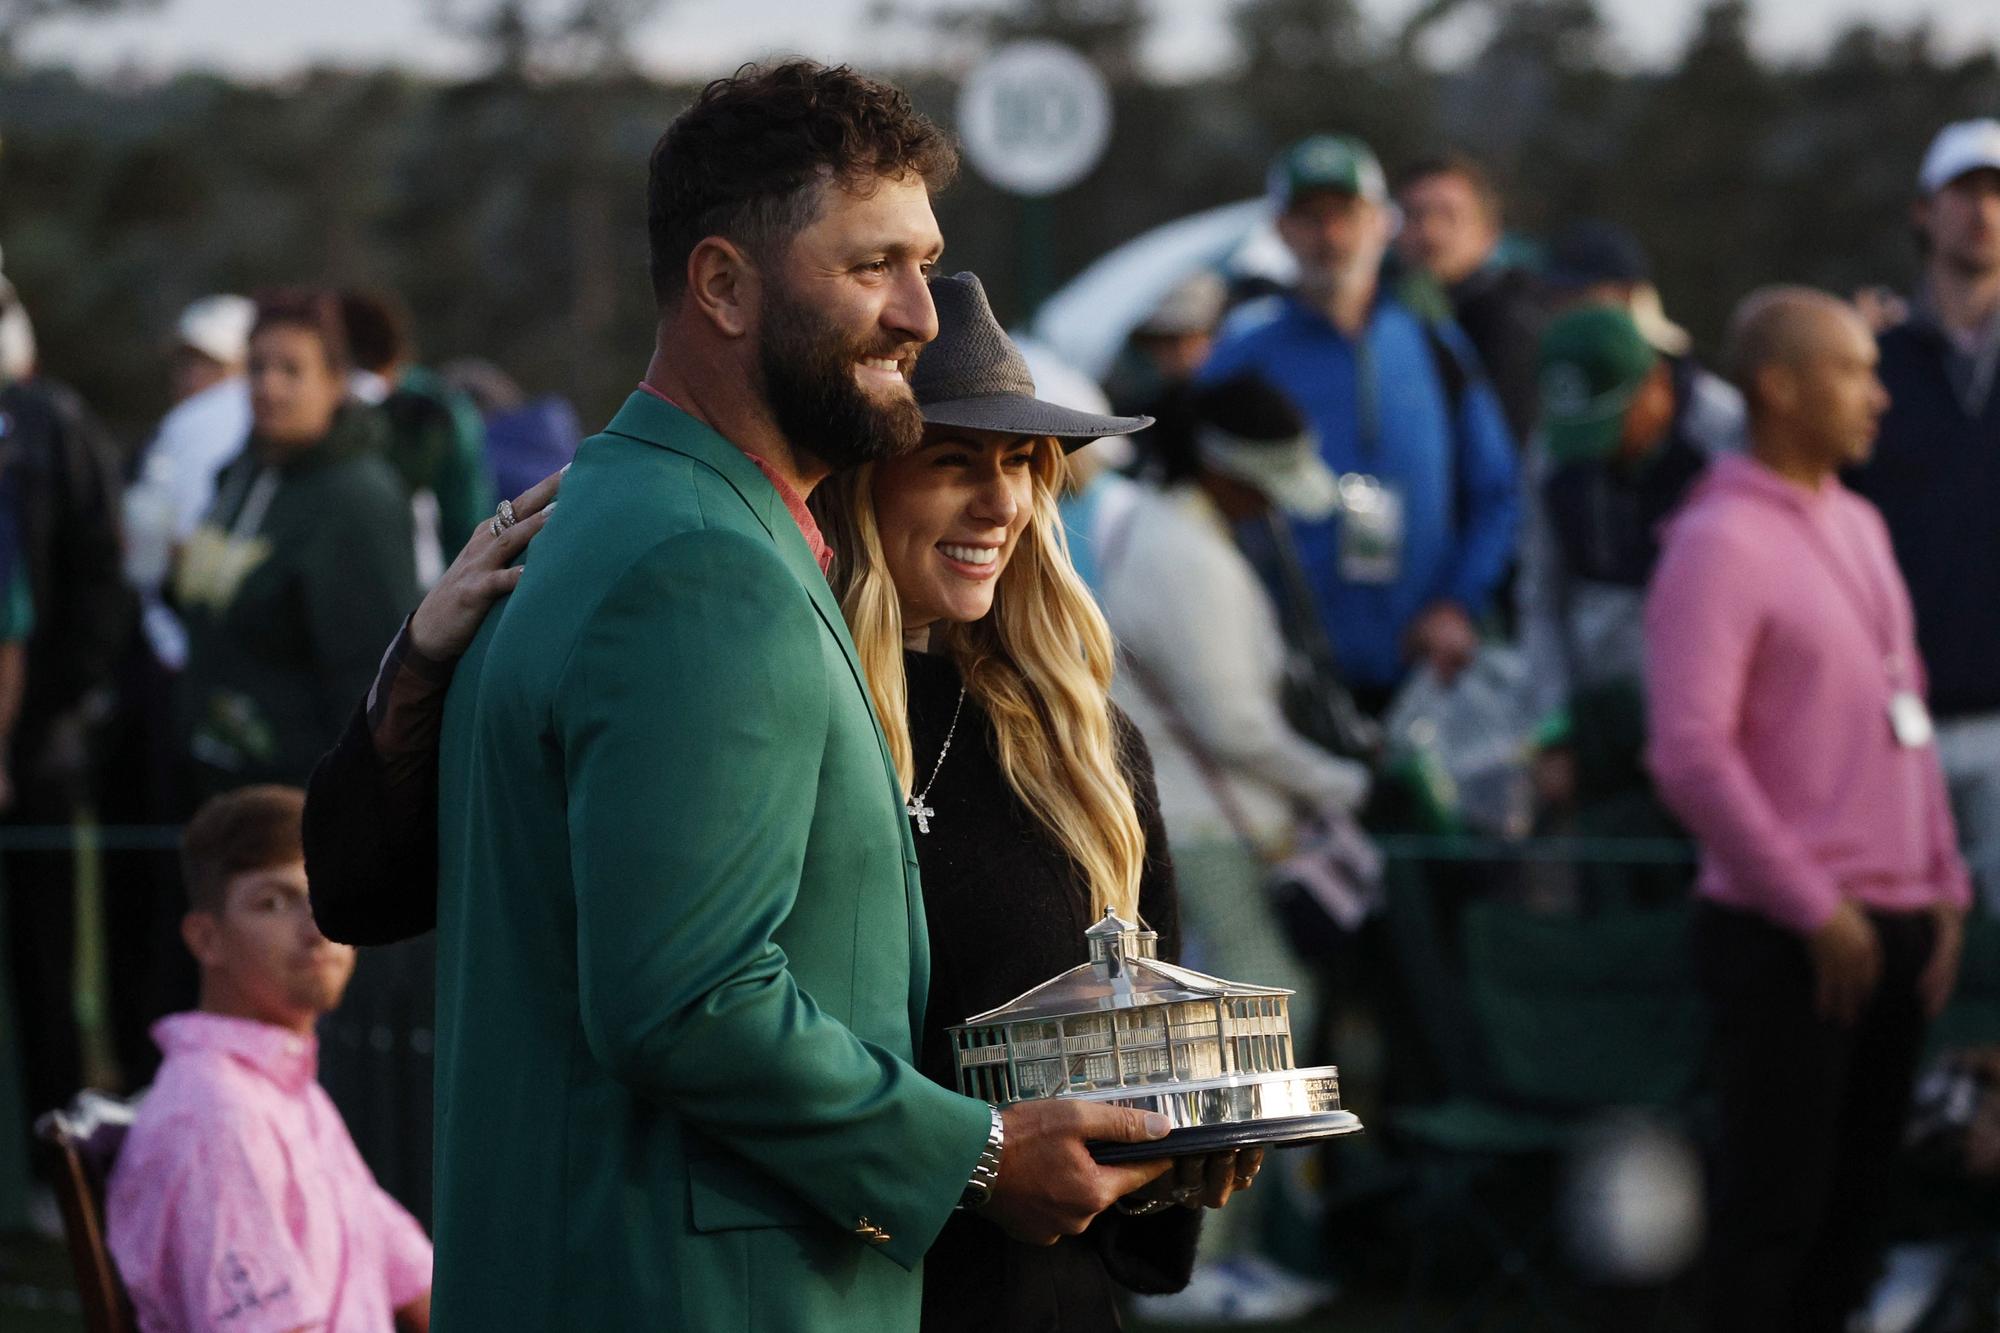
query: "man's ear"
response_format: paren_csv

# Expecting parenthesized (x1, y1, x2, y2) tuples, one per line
(685, 237, 761, 340)
(1757, 361, 1800, 418)
(182, 911, 223, 970)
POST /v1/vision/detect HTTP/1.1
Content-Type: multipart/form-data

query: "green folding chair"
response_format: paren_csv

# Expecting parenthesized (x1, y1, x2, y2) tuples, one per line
(1393, 887, 1707, 1332)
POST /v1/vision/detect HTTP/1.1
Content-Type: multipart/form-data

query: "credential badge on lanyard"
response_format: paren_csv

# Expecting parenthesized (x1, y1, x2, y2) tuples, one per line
(1335, 473, 1404, 586)
(1889, 683, 1935, 749)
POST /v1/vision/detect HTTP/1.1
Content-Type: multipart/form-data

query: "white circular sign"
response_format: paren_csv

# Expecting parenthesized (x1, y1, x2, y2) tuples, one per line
(956, 41, 1112, 198)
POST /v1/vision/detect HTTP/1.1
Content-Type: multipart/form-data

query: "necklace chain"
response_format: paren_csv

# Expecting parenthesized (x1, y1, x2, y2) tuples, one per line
(906, 684, 967, 835)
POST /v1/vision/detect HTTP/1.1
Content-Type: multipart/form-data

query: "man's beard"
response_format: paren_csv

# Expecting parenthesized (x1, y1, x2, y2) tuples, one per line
(757, 283, 924, 473)
(1297, 255, 1364, 305)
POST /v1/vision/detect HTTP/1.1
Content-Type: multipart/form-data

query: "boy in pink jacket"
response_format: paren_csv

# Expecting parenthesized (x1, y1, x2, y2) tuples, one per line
(1645, 287, 1971, 1333)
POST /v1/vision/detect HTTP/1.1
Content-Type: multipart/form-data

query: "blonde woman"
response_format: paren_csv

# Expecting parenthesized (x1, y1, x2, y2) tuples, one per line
(302, 274, 1260, 1332)
(811, 272, 1261, 1329)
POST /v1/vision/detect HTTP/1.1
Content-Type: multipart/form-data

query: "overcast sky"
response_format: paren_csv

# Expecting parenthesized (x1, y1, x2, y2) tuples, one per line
(21, 0, 2000, 82)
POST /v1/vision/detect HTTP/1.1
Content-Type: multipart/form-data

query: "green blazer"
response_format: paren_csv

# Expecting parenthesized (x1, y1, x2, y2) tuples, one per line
(433, 392, 991, 1331)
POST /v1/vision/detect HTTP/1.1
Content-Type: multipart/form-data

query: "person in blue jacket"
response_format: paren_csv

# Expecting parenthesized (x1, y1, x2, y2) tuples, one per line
(1202, 134, 1519, 711)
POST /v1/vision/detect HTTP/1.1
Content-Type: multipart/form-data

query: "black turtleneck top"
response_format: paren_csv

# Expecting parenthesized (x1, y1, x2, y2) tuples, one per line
(902, 648, 1198, 1333)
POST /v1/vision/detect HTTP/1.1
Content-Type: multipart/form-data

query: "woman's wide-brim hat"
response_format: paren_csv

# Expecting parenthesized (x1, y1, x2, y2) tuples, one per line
(913, 272, 1152, 452)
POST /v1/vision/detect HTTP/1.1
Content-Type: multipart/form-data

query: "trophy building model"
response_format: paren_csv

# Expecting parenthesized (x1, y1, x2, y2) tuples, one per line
(950, 911, 1363, 1161)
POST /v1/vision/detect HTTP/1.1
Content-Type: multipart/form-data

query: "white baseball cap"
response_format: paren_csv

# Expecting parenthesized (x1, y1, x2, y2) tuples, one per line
(1196, 425, 1342, 520)
(1136, 271, 1227, 338)
(175, 294, 256, 366)
(1919, 119, 2000, 195)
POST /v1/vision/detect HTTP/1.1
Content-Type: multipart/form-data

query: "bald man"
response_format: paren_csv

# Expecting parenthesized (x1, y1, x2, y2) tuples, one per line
(1644, 287, 1971, 1333)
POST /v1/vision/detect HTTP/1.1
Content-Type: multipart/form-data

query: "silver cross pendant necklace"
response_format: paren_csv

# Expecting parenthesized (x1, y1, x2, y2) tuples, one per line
(907, 684, 967, 835)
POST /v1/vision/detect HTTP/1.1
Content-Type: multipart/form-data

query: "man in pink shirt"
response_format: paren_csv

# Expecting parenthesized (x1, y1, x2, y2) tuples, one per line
(107, 785, 432, 1332)
(1645, 287, 1970, 1333)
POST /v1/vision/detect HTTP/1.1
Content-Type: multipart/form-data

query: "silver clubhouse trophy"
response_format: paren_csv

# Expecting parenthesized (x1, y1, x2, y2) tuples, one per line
(949, 910, 1363, 1162)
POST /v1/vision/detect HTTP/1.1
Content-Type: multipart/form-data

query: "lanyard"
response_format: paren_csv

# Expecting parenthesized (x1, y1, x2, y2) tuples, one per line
(222, 465, 280, 546)
(1785, 497, 1906, 688)
(1349, 322, 1382, 473)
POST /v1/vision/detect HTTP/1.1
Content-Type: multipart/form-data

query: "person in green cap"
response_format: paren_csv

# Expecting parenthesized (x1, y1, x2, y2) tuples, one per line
(1201, 134, 1520, 711)
(1517, 302, 1739, 817)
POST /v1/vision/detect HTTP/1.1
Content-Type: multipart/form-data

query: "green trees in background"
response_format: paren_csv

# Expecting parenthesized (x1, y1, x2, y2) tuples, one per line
(0, 0, 1995, 446)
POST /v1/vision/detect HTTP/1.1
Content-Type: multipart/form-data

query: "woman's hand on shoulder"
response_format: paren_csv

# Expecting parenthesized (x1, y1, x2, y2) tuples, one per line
(409, 468, 563, 662)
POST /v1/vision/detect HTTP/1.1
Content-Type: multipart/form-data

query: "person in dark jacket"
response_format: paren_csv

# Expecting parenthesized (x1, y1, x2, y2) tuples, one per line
(1394, 152, 1546, 447)
(1849, 119, 2000, 920)
(1518, 306, 1738, 905)
(307, 273, 1266, 1331)
(174, 289, 418, 799)
(0, 345, 133, 1140)
(1520, 306, 1740, 740)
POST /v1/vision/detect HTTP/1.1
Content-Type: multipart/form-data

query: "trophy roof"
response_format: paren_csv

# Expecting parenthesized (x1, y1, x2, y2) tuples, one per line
(955, 954, 1293, 1028)
(1085, 911, 1139, 940)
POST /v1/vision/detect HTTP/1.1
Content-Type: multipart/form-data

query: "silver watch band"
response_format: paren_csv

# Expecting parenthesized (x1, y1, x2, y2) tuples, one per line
(958, 1105, 1004, 1210)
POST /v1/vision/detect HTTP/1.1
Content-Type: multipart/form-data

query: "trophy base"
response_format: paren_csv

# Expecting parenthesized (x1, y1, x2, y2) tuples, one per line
(1089, 1110, 1363, 1162)
(1030, 1065, 1361, 1162)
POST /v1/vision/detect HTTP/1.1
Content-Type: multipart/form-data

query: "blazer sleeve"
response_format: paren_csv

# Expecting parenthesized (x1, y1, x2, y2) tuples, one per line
(304, 616, 449, 946)
(304, 701, 440, 946)
(557, 530, 990, 1270)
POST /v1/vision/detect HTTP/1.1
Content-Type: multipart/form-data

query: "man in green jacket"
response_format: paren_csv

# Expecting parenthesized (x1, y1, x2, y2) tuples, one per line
(433, 62, 1171, 1331)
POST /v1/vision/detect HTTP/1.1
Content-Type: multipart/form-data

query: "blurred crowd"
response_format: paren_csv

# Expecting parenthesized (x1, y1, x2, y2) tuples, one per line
(3, 104, 2000, 1332)
(1070, 118, 2000, 1329)
(0, 278, 581, 1224)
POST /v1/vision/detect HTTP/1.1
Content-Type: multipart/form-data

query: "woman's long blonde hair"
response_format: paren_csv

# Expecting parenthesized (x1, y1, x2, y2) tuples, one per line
(812, 440, 1145, 921)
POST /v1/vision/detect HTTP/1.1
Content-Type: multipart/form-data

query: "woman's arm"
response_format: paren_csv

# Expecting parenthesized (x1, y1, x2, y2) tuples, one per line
(305, 471, 559, 945)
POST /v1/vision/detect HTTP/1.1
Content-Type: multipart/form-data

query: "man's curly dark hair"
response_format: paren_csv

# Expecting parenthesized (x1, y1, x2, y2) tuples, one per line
(647, 60, 958, 308)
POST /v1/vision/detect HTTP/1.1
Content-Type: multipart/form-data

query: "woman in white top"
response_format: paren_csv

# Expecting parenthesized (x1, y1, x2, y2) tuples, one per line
(1080, 373, 1371, 1318)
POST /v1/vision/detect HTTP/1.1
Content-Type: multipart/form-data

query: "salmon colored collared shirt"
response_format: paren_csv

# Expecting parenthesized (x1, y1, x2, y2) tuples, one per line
(636, 382, 833, 575)
(106, 1012, 432, 1333)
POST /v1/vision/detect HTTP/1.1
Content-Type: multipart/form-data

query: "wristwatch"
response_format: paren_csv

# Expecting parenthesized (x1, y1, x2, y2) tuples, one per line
(958, 1106, 1005, 1210)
